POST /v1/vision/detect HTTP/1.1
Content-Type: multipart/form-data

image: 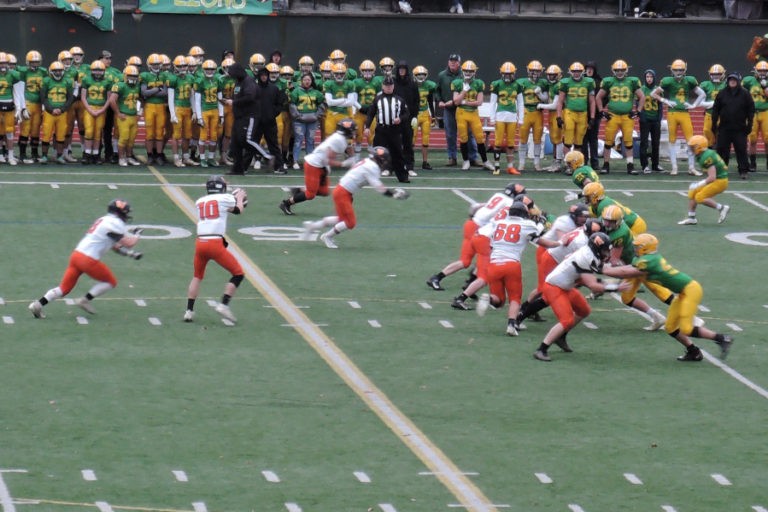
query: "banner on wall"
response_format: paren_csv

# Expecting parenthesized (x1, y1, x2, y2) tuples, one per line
(138, 0, 272, 15)
(51, 0, 114, 30)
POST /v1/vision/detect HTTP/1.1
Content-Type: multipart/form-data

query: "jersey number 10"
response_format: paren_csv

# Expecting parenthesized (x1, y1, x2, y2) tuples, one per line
(198, 200, 220, 220)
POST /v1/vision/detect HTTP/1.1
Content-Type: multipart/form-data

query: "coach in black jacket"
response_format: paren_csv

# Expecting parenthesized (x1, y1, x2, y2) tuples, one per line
(226, 63, 258, 175)
(394, 61, 420, 175)
(712, 72, 755, 179)
(253, 67, 285, 173)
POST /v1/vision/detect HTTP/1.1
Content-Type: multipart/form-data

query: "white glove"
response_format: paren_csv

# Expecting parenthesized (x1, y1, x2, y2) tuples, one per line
(534, 86, 542, 94)
(689, 179, 707, 191)
(340, 156, 358, 168)
(197, 116, 205, 127)
(683, 102, 694, 110)
(410, 117, 417, 128)
(169, 111, 178, 124)
(563, 191, 579, 202)
(22, 108, 30, 120)
(536, 103, 545, 110)
(462, 82, 471, 92)
(663, 99, 676, 108)
(761, 79, 767, 88)
(392, 187, 410, 200)
(14, 110, 22, 123)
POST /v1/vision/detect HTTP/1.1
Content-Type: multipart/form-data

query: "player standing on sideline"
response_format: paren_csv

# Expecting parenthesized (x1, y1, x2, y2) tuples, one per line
(28, 199, 142, 319)
(279, 118, 355, 215)
(452, 60, 494, 171)
(677, 135, 731, 225)
(17, 50, 46, 164)
(742, 61, 768, 173)
(537, 64, 564, 172)
(109, 65, 142, 167)
(412, 65, 437, 172)
(700, 64, 727, 147)
(489, 62, 521, 175)
(0, 52, 24, 166)
(301, 147, 409, 249)
(185, 176, 247, 323)
(515, 60, 548, 171)
(40, 61, 75, 164)
(557, 62, 596, 155)
(79, 60, 112, 165)
(603, 234, 733, 361)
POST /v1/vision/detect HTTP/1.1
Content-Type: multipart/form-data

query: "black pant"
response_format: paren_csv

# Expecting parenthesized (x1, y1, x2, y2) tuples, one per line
(639, 118, 661, 169)
(373, 125, 407, 182)
(231, 116, 256, 174)
(716, 128, 749, 175)
(102, 108, 115, 159)
(581, 119, 600, 168)
(252, 119, 282, 169)
(401, 122, 414, 170)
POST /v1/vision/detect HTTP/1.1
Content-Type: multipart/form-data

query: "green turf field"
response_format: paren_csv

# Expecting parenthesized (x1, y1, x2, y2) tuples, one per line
(0, 151, 766, 512)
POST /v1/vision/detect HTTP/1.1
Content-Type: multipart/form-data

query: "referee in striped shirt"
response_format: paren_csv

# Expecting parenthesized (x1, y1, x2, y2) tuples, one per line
(364, 77, 410, 183)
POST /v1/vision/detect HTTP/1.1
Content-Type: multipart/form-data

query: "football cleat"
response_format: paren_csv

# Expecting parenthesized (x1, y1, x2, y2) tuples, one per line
(426, 275, 444, 291)
(644, 310, 666, 331)
(214, 303, 236, 323)
(717, 204, 730, 224)
(677, 346, 703, 362)
(476, 293, 490, 317)
(716, 335, 733, 360)
(554, 334, 573, 352)
(533, 349, 552, 362)
(627, 162, 638, 175)
(451, 297, 472, 310)
(183, 310, 195, 322)
(677, 217, 697, 225)
(301, 221, 314, 241)
(320, 232, 338, 249)
(461, 160, 471, 170)
(688, 168, 703, 176)
(28, 300, 45, 319)
(507, 165, 520, 175)
(483, 161, 495, 172)
(505, 323, 519, 336)
(279, 200, 294, 216)
(76, 297, 96, 314)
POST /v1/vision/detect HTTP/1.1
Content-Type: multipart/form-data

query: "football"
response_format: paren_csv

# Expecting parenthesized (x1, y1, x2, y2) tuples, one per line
(232, 187, 248, 207)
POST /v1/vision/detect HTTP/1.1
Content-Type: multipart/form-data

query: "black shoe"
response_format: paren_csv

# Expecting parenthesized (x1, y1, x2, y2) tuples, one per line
(715, 335, 733, 360)
(147, 155, 156, 165)
(157, 153, 168, 165)
(426, 276, 444, 291)
(110, 154, 119, 164)
(554, 335, 573, 353)
(273, 168, 287, 175)
(81, 156, 91, 165)
(627, 162, 638, 175)
(677, 346, 703, 362)
(279, 200, 294, 215)
(600, 162, 610, 174)
(451, 297, 472, 310)
(422, 161, 432, 170)
(446, 158, 457, 167)
(531, 312, 546, 322)
(533, 349, 552, 362)
(289, 187, 301, 197)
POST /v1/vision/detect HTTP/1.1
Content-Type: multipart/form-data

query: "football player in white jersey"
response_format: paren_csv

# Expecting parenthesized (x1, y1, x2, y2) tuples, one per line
(184, 175, 247, 323)
(301, 147, 409, 249)
(533, 232, 630, 361)
(29, 199, 142, 318)
(279, 118, 355, 215)
(426, 182, 526, 296)
(475, 201, 561, 336)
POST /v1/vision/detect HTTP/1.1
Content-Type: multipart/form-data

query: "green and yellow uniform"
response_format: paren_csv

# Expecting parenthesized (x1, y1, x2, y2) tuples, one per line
(741, 75, 768, 145)
(451, 77, 485, 143)
(600, 76, 641, 149)
(571, 164, 599, 189)
(546, 80, 563, 144)
(322, 79, 354, 139)
(490, 79, 520, 148)
(641, 84, 661, 122)
(558, 76, 595, 146)
(658, 75, 698, 142)
(64, 66, 83, 135)
(515, 77, 548, 144)
(218, 73, 236, 138)
(140, 71, 168, 140)
(80, 74, 111, 140)
(273, 77, 292, 149)
(167, 73, 195, 140)
(414, 79, 437, 147)
(591, 196, 644, 235)
(688, 148, 729, 203)
(18, 65, 47, 140)
(352, 77, 380, 143)
(40, 76, 74, 143)
(111, 81, 140, 148)
(0, 69, 22, 134)
(700, 80, 726, 146)
(193, 75, 220, 141)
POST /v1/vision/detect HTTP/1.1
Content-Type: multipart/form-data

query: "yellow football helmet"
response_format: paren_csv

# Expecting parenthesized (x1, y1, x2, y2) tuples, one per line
(332, 63, 347, 82)
(461, 60, 477, 80)
(90, 59, 106, 79)
(188, 46, 205, 64)
(69, 46, 84, 64)
(280, 65, 294, 79)
(123, 65, 139, 85)
(0, 53, 9, 69)
(500, 62, 516, 82)
(329, 49, 346, 63)
(249, 53, 266, 73)
(126, 56, 142, 68)
(688, 135, 709, 155)
(755, 61, 768, 79)
(319, 60, 334, 80)
(202, 59, 217, 78)
(58, 50, 73, 68)
(161, 54, 171, 70)
(564, 150, 585, 171)
(173, 55, 188, 74)
(185, 55, 198, 70)
(633, 233, 659, 256)
(6, 54, 17, 69)
(49, 61, 65, 80)
(569, 62, 585, 80)
(379, 57, 395, 76)
(298, 55, 314, 73)
(612, 59, 628, 79)
(26, 50, 42, 69)
(221, 58, 235, 75)
(147, 53, 162, 73)
(601, 204, 624, 232)
(527, 60, 543, 80)
(413, 65, 428, 83)
(583, 182, 605, 205)
(671, 59, 687, 80)
(360, 59, 376, 80)
(709, 64, 725, 83)
(546, 64, 562, 83)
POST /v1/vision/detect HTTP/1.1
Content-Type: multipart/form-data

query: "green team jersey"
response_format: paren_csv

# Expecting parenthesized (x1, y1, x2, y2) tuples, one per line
(632, 252, 692, 294)
(608, 222, 634, 264)
(352, 78, 380, 109)
(572, 165, 600, 189)
(641, 84, 661, 121)
(80, 75, 112, 107)
(17, 66, 47, 104)
(64, 67, 79, 85)
(105, 66, 123, 85)
(111, 81, 140, 115)
(76, 63, 90, 79)
(139, 71, 167, 105)
(658, 75, 698, 112)
(547, 80, 561, 101)
(451, 78, 485, 113)
(293, 70, 322, 85)
(741, 75, 768, 112)
(0, 70, 22, 101)
(344, 69, 358, 81)
(194, 76, 220, 112)
(416, 80, 437, 113)
(490, 79, 520, 113)
(600, 76, 641, 115)
(591, 196, 639, 229)
(167, 73, 194, 108)
(290, 86, 324, 114)
(559, 77, 596, 112)
(218, 74, 235, 100)
(323, 79, 354, 114)
(41, 76, 74, 110)
(699, 80, 726, 114)
(515, 77, 548, 112)
(696, 148, 728, 180)
(273, 78, 290, 112)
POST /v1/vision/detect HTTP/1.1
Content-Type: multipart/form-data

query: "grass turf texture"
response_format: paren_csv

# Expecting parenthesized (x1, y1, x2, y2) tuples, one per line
(0, 150, 767, 511)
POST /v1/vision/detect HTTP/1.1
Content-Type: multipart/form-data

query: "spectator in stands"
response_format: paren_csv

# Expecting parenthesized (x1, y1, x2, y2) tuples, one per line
(436, 54, 478, 167)
(712, 72, 754, 179)
(394, 60, 419, 176)
(449, 0, 464, 13)
(582, 61, 601, 169)
(639, 69, 663, 173)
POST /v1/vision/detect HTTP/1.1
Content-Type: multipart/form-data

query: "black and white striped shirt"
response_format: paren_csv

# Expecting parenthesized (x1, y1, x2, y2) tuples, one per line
(366, 92, 410, 128)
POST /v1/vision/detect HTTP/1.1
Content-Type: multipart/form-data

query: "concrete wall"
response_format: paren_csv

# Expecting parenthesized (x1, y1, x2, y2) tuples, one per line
(4, 11, 768, 79)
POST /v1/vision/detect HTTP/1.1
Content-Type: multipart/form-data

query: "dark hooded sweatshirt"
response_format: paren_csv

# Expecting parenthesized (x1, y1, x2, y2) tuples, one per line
(256, 67, 283, 121)
(229, 63, 259, 120)
(394, 60, 419, 121)
(640, 69, 660, 122)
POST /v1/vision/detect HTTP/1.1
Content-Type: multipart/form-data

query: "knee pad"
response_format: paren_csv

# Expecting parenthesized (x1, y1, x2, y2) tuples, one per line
(229, 274, 244, 287)
(664, 295, 674, 305)
(690, 326, 700, 338)
(668, 328, 680, 339)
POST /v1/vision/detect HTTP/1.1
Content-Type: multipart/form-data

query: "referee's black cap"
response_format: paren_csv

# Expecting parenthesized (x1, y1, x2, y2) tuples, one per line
(382, 76, 394, 85)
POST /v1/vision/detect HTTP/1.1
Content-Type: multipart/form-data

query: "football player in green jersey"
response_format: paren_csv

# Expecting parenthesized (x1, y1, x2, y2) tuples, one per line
(79, 60, 112, 164)
(557, 62, 596, 153)
(677, 135, 731, 225)
(18, 50, 46, 164)
(489, 62, 521, 175)
(537, 64, 565, 172)
(412, 65, 437, 171)
(742, 61, 768, 172)
(452, 60, 494, 171)
(353, 60, 380, 154)
(0, 52, 24, 165)
(515, 60, 548, 171)
(562, 150, 599, 202)
(167, 55, 197, 168)
(603, 234, 733, 361)
(700, 64, 727, 147)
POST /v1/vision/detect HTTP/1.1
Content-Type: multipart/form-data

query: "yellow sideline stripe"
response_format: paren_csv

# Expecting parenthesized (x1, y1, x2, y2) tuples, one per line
(147, 167, 499, 512)
(16, 498, 192, 512)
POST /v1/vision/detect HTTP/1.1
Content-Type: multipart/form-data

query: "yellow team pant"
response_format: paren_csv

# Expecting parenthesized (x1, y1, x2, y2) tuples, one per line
(548, 112, 562, 144)
(353, 111, 375, 144)
(519, 110, 543, 144)
(117, 115, 138, 148)
(666, 111, 693, 142)
(0, 111, 14, 135)
(278, 111, 292, 148)
(749, 110, 768, 144)
(603, 113, 635, 148)
(67, 100, 85, 137)
(200, 110, 219, 142)
(218, 104, 233, 139)
(83, 110, 106, 140)
(563, 109, 588, 147)
(144, 103, 167, 141)
(324, 110, 349, 140)
(703, 112, 715, 147)
(621, 276, 674, 307)
(688, 178, 728, 203)
(493, 120, 516, 149)
(414, 110, 432, 147)
(20, 103, 42, 138)
(172, 106, 193, 140)
(665, 280, 703, 336)
(456, 108, 484, 144)
(42, 111, 69, 143)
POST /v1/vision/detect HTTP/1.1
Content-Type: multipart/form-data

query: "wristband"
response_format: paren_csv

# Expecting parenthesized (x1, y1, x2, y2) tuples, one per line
(604, 283, 618, 292)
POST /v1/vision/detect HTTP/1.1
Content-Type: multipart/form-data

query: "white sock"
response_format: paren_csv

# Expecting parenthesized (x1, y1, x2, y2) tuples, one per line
(183, 152, 189, 159)
(688, 211, 696, 217)
(668, 142, 677, 168)
(112, 140, 118, 152)
(44, 286, 64, 303)
(627, 154, 634, 163)
(715, 203, 722, 210)
(333, 221, 349, 233)
(533, 143, 541, 165)
(556, 143, 564, 160)
(88, 281, 114, 298)
(208, 151, 215, 159)
(518, 143, 527, 166)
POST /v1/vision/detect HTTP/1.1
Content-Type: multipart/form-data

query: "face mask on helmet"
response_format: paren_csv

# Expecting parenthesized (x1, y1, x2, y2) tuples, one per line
(333, 71, 346, 82)
(148, 55, 162, 74)
(414, 72, 427, 84)
(206, 175, 227, 194)
(462, 69, 475, 81)
(108, 199, 132, 221)
(49, 64, 64, 80)
(570, 67, 584, 80)
(91, 67, 104, 80)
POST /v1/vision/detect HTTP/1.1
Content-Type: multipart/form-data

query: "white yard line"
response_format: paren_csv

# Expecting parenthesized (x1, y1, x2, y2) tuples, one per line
(379, 505, 398, 512)
(419, 302, 432, 309)
(583, 322, 598, 330)
(285, 504, 302, 512)
(734, 192, 768, 212)
(148, 317, 162, 326)
(711, 473, 732, 485)
(0, 470, 26, 512)
(702, 349, 768, 400)
(752, 506, 768, 512)
(451, 189, 479, 205)
(192, 502, 207, 512)
(262, 470, 280, 483)
(726, 323, 742, 332)
(134, 299, 146, 307)
(661, 506, 678, 512)
(81, 469, 97, 481)
(623, 473, 643, 485)
(348, 301, 361, 309)
(353, 471, 371, 483)
(368, 319, 382, 328)
(172, 470, 188, 482)
(2, 317, 13, 325)
(568, 505, 586, 512)
(95, 502, 113, 512)
(76, 316, 89, 325)
(439, 320, 454, 329)
(534, 473, 552, 484)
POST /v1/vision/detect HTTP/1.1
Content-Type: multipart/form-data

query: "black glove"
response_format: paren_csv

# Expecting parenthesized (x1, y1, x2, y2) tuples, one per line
(556, 116, 564, 129)
(359, 106, 369, 115)
(629, 110, 639, 119)
(602, 111, 612, 121)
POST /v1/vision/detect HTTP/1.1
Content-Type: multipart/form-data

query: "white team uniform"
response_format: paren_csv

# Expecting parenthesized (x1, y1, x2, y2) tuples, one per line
(304, 132, 348, 168)
(545, 245, 602, 290)
(472, 192, 514, 227)
(338, 158, 383, 194)
(547, 227, 588, 264)
(489, 216, 544, 263)
(74, 214, 126, 260)
(195, 193, 236, 236)
(540, 214, 577, 242)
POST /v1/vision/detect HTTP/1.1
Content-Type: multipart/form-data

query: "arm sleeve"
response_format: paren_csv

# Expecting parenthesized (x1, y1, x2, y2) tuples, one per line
(193, 92, 201, 118)
(40, 85, 53, 112)
(325, 92, 347, 107)
(690, 86, 706, 108)
(489, 92, 498, 122)
(365, 99, 377, 128)
(140, 83, 153, 98)
(13, 81, 26, 111)
(516, 93, 525, 123)
(218, 93, 224, 117)
(167, 88, 175, 109)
